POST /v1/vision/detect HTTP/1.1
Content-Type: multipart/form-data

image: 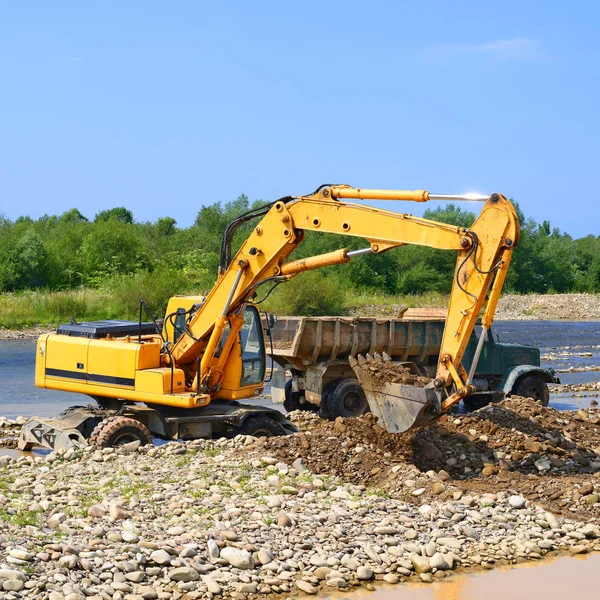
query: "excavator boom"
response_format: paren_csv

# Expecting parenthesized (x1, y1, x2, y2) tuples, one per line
(171, 185, 519, 432)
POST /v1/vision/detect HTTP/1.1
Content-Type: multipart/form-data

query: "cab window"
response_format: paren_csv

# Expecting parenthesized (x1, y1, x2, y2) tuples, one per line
(240, 306, 265, 386)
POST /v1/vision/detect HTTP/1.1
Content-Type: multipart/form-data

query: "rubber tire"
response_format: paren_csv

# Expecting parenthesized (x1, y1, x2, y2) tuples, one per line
(240, 415, 286, 438)
(89, 416, 153, 448)
(324, 379, 369, 420)
(283, 380, 318, 413)
(512, 375, 550, 406)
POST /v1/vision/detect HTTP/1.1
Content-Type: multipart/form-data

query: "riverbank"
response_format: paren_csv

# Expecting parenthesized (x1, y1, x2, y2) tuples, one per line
(349, 293, 600, 321)
(1, 397, 599, 598)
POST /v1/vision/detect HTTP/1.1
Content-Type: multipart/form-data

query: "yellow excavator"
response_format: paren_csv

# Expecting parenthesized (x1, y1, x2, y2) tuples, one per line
(20, 185, 519, 450)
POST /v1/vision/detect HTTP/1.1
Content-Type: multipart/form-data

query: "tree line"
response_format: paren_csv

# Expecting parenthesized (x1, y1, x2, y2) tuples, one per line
(0, 196, 598, 306)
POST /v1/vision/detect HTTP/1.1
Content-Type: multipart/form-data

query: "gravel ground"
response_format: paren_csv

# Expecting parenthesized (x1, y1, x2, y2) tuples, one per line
(348, 293, 600, 321)
(1, 397, 600, 599)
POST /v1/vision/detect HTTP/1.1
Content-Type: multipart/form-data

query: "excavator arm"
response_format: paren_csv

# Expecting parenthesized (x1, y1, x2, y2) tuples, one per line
(169, 185, 519, 432)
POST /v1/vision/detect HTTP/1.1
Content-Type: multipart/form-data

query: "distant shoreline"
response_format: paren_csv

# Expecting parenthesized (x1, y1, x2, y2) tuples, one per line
(1, 293, 599, 341)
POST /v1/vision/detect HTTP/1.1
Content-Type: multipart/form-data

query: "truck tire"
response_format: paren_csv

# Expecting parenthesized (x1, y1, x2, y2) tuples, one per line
(283, 380, 318, 413)
(241, 416, 286, 437)
(89, 416, 153, 448)
(512, 375, 550, 406)
(323, 379, 369, 420)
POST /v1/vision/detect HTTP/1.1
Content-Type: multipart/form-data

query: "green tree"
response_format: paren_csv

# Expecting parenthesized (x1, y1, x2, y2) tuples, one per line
(94, 207, 134, 224)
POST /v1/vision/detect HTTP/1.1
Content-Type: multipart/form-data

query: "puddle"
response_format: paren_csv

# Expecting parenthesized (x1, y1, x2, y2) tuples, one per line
(322, 553, 599, 600)
(0, 446, 50, 459)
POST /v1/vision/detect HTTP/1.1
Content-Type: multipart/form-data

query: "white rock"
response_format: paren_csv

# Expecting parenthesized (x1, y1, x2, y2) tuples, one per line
(508, 495, 526, 509)
(330, 487, 351, 500)
(150, 549, 172, 565)
(220, 546, 253, 569)
(429, 552, 448, 570)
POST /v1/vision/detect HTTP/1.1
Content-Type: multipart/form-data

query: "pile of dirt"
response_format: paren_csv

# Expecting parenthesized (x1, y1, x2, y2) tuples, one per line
(351, 355, 431, 388)
(268, 396, 600, 519)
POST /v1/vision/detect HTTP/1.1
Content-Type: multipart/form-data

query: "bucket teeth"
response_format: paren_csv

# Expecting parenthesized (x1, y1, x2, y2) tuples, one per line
(373, 352, 382, 361)
(366, 353, 373, 361)
(349, 355, 358, 368)
(382, 352, 391, 362)
(357, 354, 367, 367)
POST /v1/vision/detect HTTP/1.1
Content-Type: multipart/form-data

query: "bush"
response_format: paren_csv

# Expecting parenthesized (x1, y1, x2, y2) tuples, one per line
(101, 268, 191, 320)
(263, 270, 347, 316)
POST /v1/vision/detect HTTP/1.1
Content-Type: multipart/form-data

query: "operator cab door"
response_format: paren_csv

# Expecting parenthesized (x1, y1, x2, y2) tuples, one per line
(217, 305, 266, 399)
(240, 305, 266, 386)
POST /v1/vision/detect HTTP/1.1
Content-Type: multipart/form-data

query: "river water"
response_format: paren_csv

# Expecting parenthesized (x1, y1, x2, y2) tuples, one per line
(323, 553, 600, 600)
(1, 321, 598, 420)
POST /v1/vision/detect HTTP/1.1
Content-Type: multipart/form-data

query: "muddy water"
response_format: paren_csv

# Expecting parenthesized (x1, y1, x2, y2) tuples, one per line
(323, 553, 600, 600)
(0, 321, 599, 420)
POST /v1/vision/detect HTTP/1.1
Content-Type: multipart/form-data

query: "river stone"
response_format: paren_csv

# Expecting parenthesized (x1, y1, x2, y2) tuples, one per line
(314, 567, 331, 580)
(277, 511, 292, 527)
(296, 580, 318, 594)
(437, 537, 463, 550)
(330, 487, 351, 500)
(429, 553, 448, 570)
(203, 576, 222, 595)
(150, 549, 172, 565)
(326, 577, 347, 588)
(207, 538, 220, 560)
(383, 573, 400, 584)
(374, 526, 398, 535)
(258, 548, 274, 565)
(410, 553, 432, 574)
(357, 566, 374, 580)
(9, 549, 32, 561)
(266, 495, 282, 508)
(341, 556, 359, 571)
(49, 512, 67, 528)
(169, 567, 200, 582)
(0, 570, 27, 581)
(221, 546, 253, 569)
(508, 495, 526, 509)
(3, 579, 25, 592)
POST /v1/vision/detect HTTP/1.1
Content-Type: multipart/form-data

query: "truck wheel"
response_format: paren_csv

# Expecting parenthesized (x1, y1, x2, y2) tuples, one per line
(241, 416, 286, 437)
(283, 380, 318, 413)
(512, 375, 550, 406)
(89, 416, 153, 448)
(325, 379, 369, 420)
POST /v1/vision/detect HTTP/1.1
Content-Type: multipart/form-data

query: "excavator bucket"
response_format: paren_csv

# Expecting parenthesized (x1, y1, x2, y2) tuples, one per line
(349, 353, 442, 433)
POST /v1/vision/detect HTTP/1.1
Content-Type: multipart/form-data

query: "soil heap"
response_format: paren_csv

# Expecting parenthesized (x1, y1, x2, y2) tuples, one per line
(267, 396, 600, 520)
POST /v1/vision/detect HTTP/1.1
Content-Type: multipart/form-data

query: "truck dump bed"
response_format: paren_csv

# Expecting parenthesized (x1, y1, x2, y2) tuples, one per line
(270, 312, 446, 370)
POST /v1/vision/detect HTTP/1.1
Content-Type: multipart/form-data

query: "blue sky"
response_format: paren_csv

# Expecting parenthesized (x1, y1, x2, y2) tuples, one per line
(0, 1, 598, 237)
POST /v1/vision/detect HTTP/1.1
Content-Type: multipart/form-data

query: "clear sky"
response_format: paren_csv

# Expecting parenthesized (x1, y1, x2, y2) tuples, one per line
(1, 1, 598, 237)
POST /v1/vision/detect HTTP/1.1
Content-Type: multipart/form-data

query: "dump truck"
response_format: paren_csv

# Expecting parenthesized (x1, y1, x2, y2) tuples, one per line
(269, 309, 559, 419)
(22, 184, 520, 450)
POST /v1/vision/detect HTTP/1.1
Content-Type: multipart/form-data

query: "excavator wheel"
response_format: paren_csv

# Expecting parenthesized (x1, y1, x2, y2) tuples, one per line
(89, 416, 153, 448)
(240, 416, 287, 438)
